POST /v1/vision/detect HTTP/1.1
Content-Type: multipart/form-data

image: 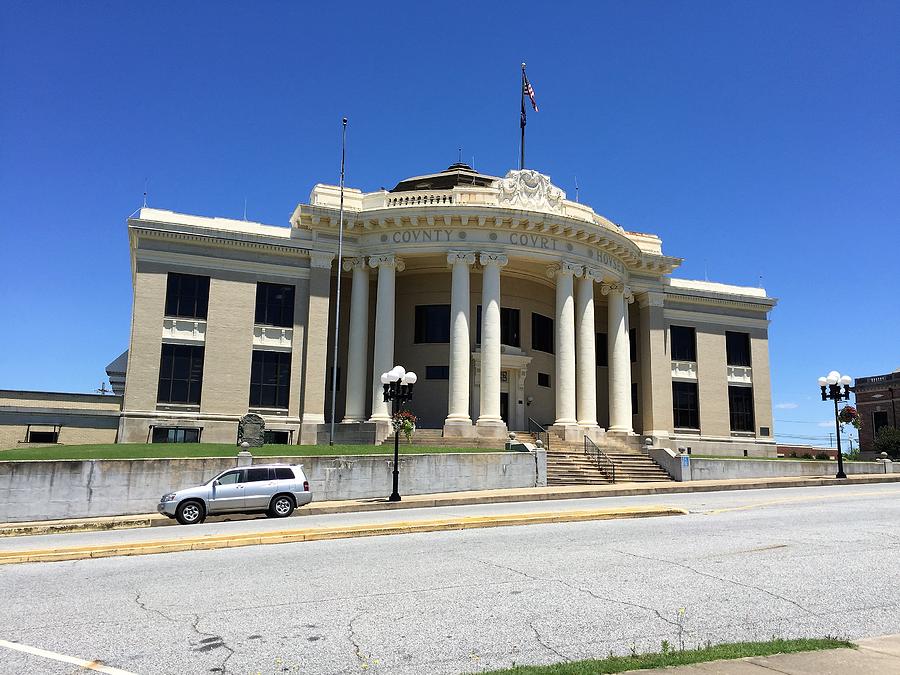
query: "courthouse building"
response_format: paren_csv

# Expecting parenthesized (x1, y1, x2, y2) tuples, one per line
(109, 163, 777, 455)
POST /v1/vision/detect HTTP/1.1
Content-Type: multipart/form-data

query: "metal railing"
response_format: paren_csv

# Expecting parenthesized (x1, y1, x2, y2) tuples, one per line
(527, 417, 549, 452)
(584, 435, 616, 483)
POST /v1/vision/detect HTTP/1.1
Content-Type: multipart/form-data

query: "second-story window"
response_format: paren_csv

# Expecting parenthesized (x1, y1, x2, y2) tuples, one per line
(531, 312, 554, 354)
(476, 306, 521, 347)
(165, 273, 209, 319)
(670, 325, 696, 361)
(255, 283, 295, 327)
(726, 331, 752, 367)
(414, 305, 451, 343)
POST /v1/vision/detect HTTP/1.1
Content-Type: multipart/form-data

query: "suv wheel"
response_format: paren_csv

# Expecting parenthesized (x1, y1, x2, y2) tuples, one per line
(268, 494, 295, 518)
(176, 500, 205, 525)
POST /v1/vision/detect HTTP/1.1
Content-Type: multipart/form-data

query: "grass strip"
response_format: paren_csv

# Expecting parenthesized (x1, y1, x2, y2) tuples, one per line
(480, 638, 852, 675)
(0, 443, 505, 461)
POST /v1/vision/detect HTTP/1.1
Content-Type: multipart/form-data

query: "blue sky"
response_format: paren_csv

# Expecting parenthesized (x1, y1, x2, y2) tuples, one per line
(1, 1, 897, 447)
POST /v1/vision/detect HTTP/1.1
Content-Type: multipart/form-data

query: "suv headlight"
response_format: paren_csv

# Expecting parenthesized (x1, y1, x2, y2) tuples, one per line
(161, 493, 177, 502)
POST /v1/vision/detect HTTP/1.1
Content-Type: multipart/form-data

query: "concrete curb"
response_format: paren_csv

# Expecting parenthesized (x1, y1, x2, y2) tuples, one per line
(3, 474, 898, 538)
(0, 506, 686, 565)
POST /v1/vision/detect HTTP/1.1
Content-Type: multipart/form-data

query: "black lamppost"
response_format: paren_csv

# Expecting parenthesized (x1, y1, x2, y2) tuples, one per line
(818, 370, 853, 479)
(381, 365, 417, 502)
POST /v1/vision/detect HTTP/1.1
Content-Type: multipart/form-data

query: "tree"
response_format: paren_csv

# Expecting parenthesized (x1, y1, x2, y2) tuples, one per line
(873, 426, 900, 459)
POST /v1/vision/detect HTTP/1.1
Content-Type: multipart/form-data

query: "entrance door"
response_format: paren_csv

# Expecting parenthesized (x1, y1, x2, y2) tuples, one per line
(500, 393, 510, 427)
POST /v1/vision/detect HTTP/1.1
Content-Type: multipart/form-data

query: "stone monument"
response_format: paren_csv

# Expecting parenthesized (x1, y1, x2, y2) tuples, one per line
(237, 413, 265, 448)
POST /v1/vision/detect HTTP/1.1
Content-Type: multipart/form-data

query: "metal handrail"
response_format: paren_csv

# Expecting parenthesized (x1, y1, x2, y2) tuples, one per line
(584, 435, 616, 483)
(527, 417, 549, 451)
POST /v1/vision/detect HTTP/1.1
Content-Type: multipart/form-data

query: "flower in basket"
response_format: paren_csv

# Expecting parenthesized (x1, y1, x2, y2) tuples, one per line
(391, 410, 417, 442)
(838, 405, 861, 430)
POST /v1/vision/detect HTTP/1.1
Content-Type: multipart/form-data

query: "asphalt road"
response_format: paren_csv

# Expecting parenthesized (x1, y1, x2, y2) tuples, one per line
(1, 483, 899, 675)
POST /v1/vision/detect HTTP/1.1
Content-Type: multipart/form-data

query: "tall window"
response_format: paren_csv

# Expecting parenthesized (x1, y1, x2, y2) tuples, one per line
(165, 273, 209, 319)
(874, 411, 890, 435)
(415, 305, 451, 343)
(596, 333, 608, 367)
(152, 427, 201, 443)
(629, 328, 638, 363)
(726, 332, 752, 367)
(672, 381, 699, 429)
(531, 312, 554, 353)
(728, 385, 755, 432)
(476, 306, 521, 347)
(631, 382, 639, 415)
(157, 344, 204, 405)
(249, 351, 291, 409)
(670, 326, 696, 361)
(255, 283, 295, 327)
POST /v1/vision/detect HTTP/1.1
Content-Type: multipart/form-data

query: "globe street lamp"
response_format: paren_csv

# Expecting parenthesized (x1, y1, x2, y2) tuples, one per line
(818, 370, 853, 479)
(381, 365, 417, 502)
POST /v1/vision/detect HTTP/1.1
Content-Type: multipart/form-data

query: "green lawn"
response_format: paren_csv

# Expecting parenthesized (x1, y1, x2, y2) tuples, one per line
(0, 443, 504, 461)
(481, 638, 851, 675)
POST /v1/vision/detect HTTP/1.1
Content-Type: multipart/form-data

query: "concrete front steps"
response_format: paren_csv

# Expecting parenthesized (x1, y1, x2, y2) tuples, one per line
(544, 430, 672, 486)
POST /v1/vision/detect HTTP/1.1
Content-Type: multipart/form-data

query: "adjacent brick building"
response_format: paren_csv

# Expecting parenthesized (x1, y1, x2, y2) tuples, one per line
(855, 368, 900, 456)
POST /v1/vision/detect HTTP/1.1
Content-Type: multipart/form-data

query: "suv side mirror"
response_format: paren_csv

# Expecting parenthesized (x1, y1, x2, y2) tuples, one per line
(212, 479, 220, 487)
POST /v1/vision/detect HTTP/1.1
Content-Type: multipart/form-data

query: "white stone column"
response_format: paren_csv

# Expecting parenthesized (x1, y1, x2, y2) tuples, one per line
(342, 257, 369, 423)
(576, 267, 601, 429)
(602, 282, 634, 433)
(476, 252, 508, 436)
(368, 254, 404, 422)
(444, 251, 476, 435)
(548, 261, 581, 428)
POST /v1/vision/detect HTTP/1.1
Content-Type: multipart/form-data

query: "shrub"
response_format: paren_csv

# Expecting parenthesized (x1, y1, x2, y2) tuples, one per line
(815, 453, 831, 461)
(874, 427, 900, 459)
(801, 453, 814, 459)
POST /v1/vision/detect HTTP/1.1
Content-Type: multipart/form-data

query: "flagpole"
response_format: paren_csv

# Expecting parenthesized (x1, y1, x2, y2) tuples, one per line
(328, 117, 348, 446)
(520, 62, 526, 170)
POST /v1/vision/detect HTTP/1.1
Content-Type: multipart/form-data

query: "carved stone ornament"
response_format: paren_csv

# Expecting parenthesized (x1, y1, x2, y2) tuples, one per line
(447, 251, 477, 267)
(309, 251, 335, 269)
(497, 169, 565, 214)
(237, 413, 265, 448)
(342, 256, 367, 272)
(479, 252, 509, 268)
(369, 254, 406, 272)
(600, 282, 634, 303)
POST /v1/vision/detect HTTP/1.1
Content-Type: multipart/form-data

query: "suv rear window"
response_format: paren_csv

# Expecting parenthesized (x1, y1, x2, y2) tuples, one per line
(246, 468, 272, 482)
(275, 467, 294, 480)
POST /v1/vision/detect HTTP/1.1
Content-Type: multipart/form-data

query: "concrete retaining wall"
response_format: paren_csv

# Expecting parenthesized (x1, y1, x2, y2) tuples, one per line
(0, 451, 546, 523)
(690, 457, 888, 481)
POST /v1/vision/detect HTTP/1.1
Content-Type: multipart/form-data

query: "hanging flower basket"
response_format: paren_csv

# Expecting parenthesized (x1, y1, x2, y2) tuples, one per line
(838, 405, 861, 430)
(391, 410, 417, 442)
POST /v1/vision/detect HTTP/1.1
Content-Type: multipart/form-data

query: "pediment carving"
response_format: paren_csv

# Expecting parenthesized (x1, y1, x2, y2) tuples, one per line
(496, 170, 565, 215)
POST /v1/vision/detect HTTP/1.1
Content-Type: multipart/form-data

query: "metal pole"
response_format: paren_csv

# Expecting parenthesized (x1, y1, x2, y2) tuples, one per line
(519, 63, 526, 170)
(834, 395, 847, 479)
(390, 387, 401, 501)
(329, 118, 348, 446)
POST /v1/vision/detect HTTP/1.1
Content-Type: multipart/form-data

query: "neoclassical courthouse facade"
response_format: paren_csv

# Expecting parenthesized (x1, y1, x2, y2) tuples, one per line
(103, 163, 778, 455)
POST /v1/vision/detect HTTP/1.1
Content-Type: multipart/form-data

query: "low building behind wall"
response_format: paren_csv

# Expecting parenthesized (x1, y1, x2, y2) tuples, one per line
(855, 368, 900, 456)
(0, 390, 121, 450)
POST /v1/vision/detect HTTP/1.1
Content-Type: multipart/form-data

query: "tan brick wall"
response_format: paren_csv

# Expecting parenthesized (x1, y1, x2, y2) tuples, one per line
(696, 328, 730, 436)
(301, 266, 332, 425)
(0, 392, 121, 411)
(750, 329, 774, 438)
(123, 265, 167, 412)
(639, 297, 674, 437)
(288, 278, 311, 419)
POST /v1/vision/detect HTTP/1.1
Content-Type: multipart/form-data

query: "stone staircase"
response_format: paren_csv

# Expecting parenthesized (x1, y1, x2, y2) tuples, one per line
(544, 430, 673, 486)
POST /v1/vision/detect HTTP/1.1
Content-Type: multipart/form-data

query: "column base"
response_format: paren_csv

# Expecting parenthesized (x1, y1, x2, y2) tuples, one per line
(299, 422, 321, 445)
(317, 421, 378, 445)
(578, 424, 606, 444)
(548, 424, 584, 443)
(442, 419, 476, 438)
(606, 426, 634, 436)
(475, 418, 508, 439)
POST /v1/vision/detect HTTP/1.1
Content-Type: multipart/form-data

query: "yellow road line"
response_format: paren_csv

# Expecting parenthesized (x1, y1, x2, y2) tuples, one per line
(0, 639, 137, 674)
(703, 489, 900, 514)
(0, 506, 686, 565)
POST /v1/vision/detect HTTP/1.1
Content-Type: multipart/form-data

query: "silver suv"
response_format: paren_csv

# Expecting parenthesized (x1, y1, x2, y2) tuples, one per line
(158, 464, 312, 525)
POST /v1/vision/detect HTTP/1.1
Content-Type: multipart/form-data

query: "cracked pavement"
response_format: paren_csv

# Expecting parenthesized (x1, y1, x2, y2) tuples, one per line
(1, 483, 899, 674)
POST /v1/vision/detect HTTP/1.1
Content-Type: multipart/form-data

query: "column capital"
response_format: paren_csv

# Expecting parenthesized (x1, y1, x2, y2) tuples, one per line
(479, 252, 508, 268)
(600, 282, 634, 302)
(546, 260, 583, 279)
(369, 254, 406, 272)
(447, 250, 477, 266)
(637, 290, 665, 308)
(342, 256, 368, 272)
(309, 251, 335, 269)
(583, 266, 605, 283)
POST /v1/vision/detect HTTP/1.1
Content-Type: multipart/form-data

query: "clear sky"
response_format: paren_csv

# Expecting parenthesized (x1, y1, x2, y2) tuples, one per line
(1, 1, 897, 448)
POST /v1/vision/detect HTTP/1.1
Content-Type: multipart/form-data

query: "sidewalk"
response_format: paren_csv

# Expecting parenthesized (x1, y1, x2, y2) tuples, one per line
(632, 634, 900, 674)
(2, 474, 898, 538)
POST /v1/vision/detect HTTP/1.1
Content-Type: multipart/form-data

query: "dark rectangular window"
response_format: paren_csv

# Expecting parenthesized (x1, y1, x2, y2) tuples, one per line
(476, 306, 520, 347)
(629, 328, 638, 363)
(415, 305, 451, 343)
(249, 350, 291, 409)
(670, 326, 696, 361)
(532, 313, 554, 353)
(265, 430, 291, 445)
(725, 331, 752, 367)
(596, 333, 608, 367)
(165, 273, 209, 319)
(631, 382, 639, 415)
(538, 372, 551, 388)
(426, 365, 450, 379)
(151, 427, 201, 443)
(274, 466, 295, 479)
(874, 411, 890, 434)
(157, 344, 204, 405)
(672, 381, 700, 429)
(246, 467, 272, 482)
(728, 385, 755, 432)
(27, 430, 58, 443)
(255, 283, 295, 327)
(328, 366, 341, 391)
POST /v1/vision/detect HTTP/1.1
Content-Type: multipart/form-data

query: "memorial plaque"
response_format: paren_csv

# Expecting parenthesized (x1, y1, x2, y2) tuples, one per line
(237, 413, 265, 448)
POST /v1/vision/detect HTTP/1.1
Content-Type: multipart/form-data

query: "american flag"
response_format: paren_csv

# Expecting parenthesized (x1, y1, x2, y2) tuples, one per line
(524, 75, 538, 112)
